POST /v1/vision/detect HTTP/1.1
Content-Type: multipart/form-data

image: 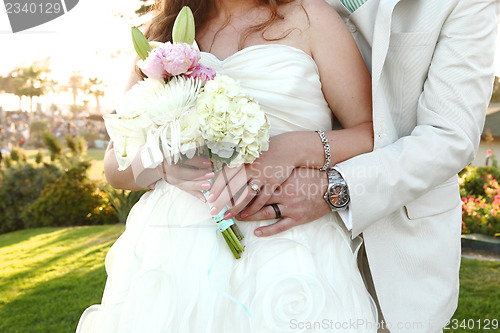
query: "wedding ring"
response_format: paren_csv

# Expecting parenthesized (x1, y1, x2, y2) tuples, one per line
(247, 181, 261, 195)
(270, 203, 281, 219)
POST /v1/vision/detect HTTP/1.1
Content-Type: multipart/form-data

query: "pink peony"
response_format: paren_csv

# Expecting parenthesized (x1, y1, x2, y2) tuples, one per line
(186, 63, 216, 82)
(140, 42, 201, 79)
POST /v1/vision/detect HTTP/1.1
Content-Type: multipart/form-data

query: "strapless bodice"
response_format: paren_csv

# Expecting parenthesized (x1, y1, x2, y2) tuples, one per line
(201, 44, 333, 136)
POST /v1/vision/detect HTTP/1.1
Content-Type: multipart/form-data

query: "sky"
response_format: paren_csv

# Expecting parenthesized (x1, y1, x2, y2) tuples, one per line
(0, 0, 149, 112)
(0, 1, 499, 113)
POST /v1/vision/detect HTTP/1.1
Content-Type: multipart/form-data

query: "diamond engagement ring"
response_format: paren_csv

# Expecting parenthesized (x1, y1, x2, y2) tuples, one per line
(247, 181, 261, 195)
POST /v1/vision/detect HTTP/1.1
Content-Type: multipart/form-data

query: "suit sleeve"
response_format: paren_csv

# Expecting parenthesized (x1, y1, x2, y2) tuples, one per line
(338, 0, 498, 238)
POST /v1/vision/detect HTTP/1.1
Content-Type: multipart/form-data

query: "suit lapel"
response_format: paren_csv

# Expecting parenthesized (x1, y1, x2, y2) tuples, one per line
(371, 0, 402, 95)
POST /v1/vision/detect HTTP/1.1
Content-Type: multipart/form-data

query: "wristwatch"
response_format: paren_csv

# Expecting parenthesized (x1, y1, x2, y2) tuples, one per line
(324, 169, 350, 211)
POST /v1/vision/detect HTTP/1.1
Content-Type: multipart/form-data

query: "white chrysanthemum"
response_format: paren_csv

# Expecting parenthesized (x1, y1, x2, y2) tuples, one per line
(197, 74, 270, 166)
(116, 78, 166, 117)
(105, 76, 204, 169)
(144, 77, 204, 164)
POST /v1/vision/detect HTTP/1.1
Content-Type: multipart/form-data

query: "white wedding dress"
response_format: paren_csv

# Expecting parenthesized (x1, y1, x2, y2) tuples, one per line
(77, 44, 377, 333)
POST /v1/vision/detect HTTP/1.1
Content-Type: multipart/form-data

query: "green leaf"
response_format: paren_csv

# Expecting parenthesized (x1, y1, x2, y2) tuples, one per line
(131, 26, 152, 60)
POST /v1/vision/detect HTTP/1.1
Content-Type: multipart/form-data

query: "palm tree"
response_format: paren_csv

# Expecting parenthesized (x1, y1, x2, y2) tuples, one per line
(0, 75, 13, 94)
(10, 65, 49, 120)
(0, 75, 12, 128)
(67, 71, 84, 107)
(85, 77, 105, 114)
(0, 75, 13, 111)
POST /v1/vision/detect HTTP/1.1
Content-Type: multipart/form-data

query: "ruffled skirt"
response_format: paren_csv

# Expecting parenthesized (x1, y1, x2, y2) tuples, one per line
(77, 180, 377, 332)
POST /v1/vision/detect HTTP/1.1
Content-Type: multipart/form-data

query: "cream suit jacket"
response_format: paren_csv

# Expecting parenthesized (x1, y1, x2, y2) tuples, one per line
(330, 0, 498, 331)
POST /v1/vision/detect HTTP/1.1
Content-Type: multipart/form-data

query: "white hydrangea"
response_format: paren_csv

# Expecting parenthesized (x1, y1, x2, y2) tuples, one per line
(197, 75, 270, 166)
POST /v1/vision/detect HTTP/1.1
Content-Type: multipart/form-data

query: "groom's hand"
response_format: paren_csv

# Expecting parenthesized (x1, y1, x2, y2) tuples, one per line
(238, 167, 331, 237)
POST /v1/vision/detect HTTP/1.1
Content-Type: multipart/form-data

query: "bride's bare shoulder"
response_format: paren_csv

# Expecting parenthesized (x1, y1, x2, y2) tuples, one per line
(280, 0, 348, 55)
(274, 0, 342, 52)
(299, 0, 344, 26)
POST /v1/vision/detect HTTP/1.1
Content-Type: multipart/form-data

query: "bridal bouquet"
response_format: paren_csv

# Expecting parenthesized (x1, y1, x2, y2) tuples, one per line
(104, 7, 270, 259)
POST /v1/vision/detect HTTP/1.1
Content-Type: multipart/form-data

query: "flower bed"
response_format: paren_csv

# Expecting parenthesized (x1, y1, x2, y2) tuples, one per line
(460, 163, 500, 237)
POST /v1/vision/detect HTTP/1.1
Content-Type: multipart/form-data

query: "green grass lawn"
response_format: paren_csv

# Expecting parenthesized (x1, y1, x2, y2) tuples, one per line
(0, 225, 124, 333)
(0, 226, 498, 332)
(446, 258, 500, 332)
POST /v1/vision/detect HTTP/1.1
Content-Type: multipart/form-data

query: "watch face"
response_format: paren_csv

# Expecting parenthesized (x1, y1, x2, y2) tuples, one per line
(329, 185, 349, 207)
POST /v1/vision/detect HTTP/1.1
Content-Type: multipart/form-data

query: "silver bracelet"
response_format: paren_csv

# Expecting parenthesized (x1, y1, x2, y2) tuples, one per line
(315, 130, 331, 171)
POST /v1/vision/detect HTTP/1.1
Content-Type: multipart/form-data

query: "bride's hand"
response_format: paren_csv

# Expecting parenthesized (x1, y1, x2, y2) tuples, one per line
(239, 167, 331, 237)
(161, 156, 215, 202)
(207, 133, 300, 218)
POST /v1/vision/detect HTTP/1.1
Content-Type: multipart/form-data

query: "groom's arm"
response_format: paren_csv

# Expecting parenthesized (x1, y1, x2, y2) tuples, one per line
(241, 0, 498, 237)
(340, 0, 497, 237)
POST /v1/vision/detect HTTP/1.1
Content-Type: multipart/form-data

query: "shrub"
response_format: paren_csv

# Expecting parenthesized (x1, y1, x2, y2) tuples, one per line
(23, 163, 116, 228)
(2, 156, 12, 168)
(103, 186, 146, 223)
(42, 131, 63, 161)
(460, 166, 500, 198)
(34, 150, 43, 164)
(0, 163, 61, 233)
(65, 135, 87, 156)
(0, 135, 120, 234)
(460, 166, 500, 237)
(9, 147, 27, 164)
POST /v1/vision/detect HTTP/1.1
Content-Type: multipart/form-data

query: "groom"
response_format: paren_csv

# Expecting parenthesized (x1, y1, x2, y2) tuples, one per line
(242, 0, 498, 332)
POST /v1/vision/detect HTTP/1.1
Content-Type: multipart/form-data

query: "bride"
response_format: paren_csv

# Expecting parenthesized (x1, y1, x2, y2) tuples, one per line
(77, 0, 376, 331)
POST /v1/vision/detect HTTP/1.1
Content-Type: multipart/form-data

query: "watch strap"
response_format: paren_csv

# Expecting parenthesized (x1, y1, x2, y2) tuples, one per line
(316, 130, 331, 171)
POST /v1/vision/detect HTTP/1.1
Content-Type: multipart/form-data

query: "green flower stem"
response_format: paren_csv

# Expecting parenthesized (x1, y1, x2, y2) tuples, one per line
(199, 149, 245, 258)
(221, 231, 240, 259)
(202, 186, 245, 259)
(230, 224, 244, 241)
(225, 227, 244, 253)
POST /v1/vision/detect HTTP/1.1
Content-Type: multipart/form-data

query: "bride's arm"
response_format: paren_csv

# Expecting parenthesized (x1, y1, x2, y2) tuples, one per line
(104, 142, 144, 191)
(103, 62, 145, 191)
(208, 0, 373, 218)
(282, 0, 374, 170)
(104, 60, 213, 197)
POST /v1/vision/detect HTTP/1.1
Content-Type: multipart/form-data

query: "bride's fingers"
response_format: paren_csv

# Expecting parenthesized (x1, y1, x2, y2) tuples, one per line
(208, 165, 245, 203)
(209, 171, 251, 215)
(253, 217, 296, 237)
(185, 190, 208, 203)
(236, 184, 275, 217)
(181, 156, 212, 169)
(165, 164, 214, 181)
(166, 175, 213, 191)
(225, 185, 271, 219)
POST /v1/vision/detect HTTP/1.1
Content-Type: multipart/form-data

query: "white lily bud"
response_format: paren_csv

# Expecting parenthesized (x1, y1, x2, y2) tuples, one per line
(172, 6, 195, 45)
